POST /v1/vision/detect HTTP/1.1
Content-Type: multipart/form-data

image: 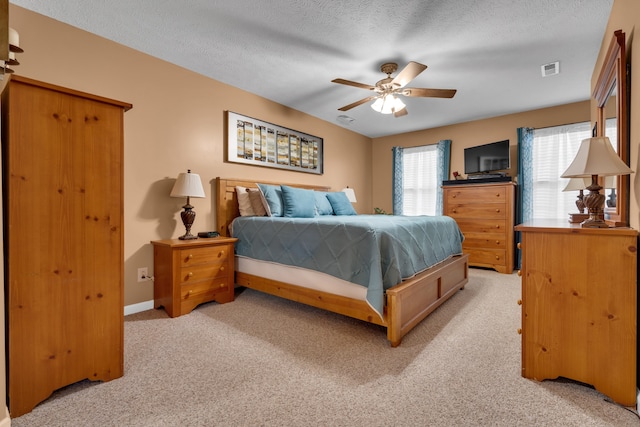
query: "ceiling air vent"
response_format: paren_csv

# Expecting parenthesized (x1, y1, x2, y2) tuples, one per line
(541, 61, 560, 77)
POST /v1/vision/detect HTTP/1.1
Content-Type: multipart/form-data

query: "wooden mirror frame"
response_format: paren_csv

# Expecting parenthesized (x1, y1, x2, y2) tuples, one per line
(593, 30, 628, 227)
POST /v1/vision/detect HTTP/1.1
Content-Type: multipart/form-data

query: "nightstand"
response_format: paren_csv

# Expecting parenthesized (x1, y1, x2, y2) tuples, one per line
(151, 237, 237, 317)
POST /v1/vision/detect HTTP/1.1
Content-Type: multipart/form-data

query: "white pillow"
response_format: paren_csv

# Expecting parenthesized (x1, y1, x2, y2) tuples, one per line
(236, 186, 256, 216)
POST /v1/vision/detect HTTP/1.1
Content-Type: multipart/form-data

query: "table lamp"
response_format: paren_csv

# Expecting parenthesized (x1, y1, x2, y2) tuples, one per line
(561, 137, 633, 228)
(170, 169, 205, 239)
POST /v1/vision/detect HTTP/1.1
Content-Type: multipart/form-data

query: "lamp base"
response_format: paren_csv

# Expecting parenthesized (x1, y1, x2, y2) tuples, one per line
(178, 233, 198, 240)
(568, 212, 604, 223)
(581, 215, 610, 228)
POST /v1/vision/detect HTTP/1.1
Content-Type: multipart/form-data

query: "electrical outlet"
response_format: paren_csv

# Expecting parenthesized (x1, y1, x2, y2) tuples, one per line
(137, 267, 148, 283)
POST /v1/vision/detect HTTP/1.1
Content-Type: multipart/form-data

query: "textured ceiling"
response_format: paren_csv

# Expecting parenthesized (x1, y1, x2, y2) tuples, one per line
(11, 0, 613, 138)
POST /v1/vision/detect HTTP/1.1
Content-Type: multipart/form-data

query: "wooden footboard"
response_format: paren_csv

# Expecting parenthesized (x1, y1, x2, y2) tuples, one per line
(385, 253, 469, 346)
(236, 254, 469, 347)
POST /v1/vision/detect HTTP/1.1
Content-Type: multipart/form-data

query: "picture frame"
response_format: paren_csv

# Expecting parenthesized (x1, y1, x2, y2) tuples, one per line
(226, 111, 323, 175)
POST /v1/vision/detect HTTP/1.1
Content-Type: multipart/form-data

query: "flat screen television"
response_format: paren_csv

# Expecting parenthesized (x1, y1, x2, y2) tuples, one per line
(463, 140, 510, 175)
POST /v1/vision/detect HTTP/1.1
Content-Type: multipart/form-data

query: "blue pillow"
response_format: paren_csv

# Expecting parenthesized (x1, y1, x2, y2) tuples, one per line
(257, 183, 283, 217)
(326, 191, 357, 215)
(314, 191, 334, 215)
(281, 185, 316, 218)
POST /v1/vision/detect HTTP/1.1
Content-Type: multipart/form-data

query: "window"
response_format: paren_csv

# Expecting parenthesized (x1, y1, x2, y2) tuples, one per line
(532, 122, 591, 218)
(402, 144, 438, 216)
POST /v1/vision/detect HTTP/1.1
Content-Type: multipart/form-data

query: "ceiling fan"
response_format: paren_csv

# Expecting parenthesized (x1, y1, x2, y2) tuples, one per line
(331, 61, 457, 117)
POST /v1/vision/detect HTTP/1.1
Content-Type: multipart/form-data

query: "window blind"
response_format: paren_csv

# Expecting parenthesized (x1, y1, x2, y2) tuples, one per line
(532, 122, 591, 219)
(402, 144, 438, 216)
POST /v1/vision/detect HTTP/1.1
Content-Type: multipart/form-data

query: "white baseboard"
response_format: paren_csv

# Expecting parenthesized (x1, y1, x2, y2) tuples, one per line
(124, 300, 154, 316)
(1, 406, 10, 427)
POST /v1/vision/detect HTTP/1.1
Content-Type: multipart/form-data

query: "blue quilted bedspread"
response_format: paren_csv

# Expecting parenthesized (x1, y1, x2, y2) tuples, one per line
(232, 214, 464, 317)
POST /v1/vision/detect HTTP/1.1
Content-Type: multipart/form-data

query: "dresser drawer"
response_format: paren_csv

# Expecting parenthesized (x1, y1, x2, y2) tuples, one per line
(462, 235, 507, 249)
(446, 186, 507, 204)
(180, 245, 231, 267)
(454, 218, 507, 234)
(446, 203, 506, 219)
(465, 248, 507, 266)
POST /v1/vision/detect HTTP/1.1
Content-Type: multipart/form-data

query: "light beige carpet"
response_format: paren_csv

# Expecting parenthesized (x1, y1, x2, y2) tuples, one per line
(11, 268, 640, 426)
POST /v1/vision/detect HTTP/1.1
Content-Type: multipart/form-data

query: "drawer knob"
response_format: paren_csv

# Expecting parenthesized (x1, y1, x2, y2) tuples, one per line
(220, 266, 225, 271)
(517, 299, 522, 305)
(495, 209, 500, 213)
(517, 242, 521, 249)
(496, 193, 500, 197)
(495, 225, 500, 229)
(187, 290, 193, 296)
(219, 283, 225, 288)
(495, 240, 500, 245)
(188, 272, 193, 277)
(495, 255, 500, 260)
(218, 250, 225, 257)
(452, 194, 457, 198)
(188, 254, 193, 259)
(517, 328, 522, 335)
(452, 209, 457, 213)
(517, 270, 522, 277)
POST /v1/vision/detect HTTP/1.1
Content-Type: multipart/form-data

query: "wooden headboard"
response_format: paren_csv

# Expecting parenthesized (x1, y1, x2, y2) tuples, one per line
(215, 177, 331, 236)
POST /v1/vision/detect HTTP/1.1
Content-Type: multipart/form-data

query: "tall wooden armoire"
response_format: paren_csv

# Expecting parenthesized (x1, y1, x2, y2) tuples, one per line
(1, 75, 132, 416)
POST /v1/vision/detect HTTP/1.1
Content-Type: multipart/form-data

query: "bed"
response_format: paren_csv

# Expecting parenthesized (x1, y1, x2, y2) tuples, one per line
(216, 177, 469, 347)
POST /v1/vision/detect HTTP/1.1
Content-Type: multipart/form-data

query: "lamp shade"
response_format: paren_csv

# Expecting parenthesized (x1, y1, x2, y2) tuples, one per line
(603, 175, 618, 189)
(341, 187, 357, 203)
(170, 170, 205, 198)
(562, 177, 590, 192)
(561, 137, 633, 178)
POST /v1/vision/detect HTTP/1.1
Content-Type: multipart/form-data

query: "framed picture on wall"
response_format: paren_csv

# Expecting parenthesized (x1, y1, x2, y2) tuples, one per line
(226, 111, 323, 175)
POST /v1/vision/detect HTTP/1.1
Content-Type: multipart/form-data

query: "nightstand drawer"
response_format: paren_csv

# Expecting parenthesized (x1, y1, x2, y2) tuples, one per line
(180, 245, 231, 267)
(179, 261, 228, 283)
(180, 280, 230, 314)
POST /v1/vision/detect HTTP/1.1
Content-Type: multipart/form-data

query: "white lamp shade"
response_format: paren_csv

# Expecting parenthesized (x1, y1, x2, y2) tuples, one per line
(603, 175, 618, 189)
(341, 187, 357, 203)
(170, 170, 205, 198)
(562, 177, 590, 192)
(371, 95, 405, 115)
(561, 137, 633, 178)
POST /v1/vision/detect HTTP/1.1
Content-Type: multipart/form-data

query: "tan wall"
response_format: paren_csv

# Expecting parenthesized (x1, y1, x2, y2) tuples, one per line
(371, 101, 590, 213)
(8, 5, 373, 307)
(596, 0, 640, 230)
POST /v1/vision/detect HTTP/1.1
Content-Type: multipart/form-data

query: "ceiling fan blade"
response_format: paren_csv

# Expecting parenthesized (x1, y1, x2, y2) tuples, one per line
(394, 107, 408, 118)
(338, 95, 379, 111)
(391, 61, 427, 88)
(331, 78, 376, 91)
(402, 88, 457, 98)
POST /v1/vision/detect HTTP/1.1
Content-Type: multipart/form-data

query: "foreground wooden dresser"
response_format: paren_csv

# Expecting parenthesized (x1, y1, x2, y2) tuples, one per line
(2, 76, 132, 416)
(515, 220, 637, 406)
(443, 181, 515, 273)
(152, 237, 237, 317)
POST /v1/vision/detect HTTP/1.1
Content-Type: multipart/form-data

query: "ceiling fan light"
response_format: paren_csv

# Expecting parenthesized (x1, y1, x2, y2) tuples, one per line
(371, 97, 384, 113)
(380, 95, 395, 114)
(392, 96, 406, 112)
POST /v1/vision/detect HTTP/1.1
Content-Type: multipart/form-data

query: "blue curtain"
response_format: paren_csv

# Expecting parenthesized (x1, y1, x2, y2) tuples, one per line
(516, 127, 534, 268)
(436, 139, 451, 215)
(391, 140, 451, 215)
(392, 146, 403, 215)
